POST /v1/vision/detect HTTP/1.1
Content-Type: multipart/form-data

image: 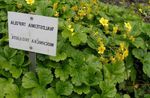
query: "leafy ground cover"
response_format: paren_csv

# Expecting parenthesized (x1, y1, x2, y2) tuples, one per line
(0, 0, 150, 98)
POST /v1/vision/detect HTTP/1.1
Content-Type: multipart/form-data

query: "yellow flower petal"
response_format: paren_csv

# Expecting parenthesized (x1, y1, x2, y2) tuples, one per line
(123, 49, 129, 57)
(99, 17, 109, 27)
(113, 26, 118, 34)
(129, 36, 135, 42)
(98, 43, 106, 54)
(124, 22, 132, 32)
(120, 42, 125, 51)
(25, 0, 35, 5)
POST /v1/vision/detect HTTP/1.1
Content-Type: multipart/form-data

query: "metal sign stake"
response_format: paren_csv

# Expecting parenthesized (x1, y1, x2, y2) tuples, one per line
(29, 52, 36, 72)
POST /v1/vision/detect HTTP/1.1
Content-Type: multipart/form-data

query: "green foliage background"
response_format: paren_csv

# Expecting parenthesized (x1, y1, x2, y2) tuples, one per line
(0, 0, 150, 98)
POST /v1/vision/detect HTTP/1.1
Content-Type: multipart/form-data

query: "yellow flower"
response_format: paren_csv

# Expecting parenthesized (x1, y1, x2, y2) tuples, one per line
(78, 9, 86, 17)
(70, 28, 74, 32)
(123, 49, 128, 57)
(99, 17, 109, 27)
(74, 15, 79, 21)
(139, 8, 143, 13)
(119, 42, 125, 51)
(71, 5, 78, 11)
(98, 43, 106, 54)
(68, 25, 74, 32)
(16, 3, 22, 9)
(116, 53, 124, 61)
(129, 36, 135, 42)
(54, 11, 59, 17)
(62, 6, 67, 12)
(68, 25, 72, 29)
(100, 57, 108, 64)
(91, 0, 97, 4)
(113, 26, 118, 34)
(93, 31, 98, 36)
(110, 56, 116, 63)
(71, 32, 75, 36)
(53, 2, 58, 10)
(25, 0, 35, 5)
(124, 22, 132, 32)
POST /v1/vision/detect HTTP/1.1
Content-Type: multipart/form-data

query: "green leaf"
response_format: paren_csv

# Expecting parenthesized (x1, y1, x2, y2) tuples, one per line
(132, 48, 145, 60)
(91, 94, 101, 98)
(31, 87, 46, 98)
(50, 52, 67, 62)
(46, 88, 60, 98)
(4, 83, 19, 98)
(0, 78, 19, 98)
(130, 66, 137, 82)
(84, 55, 103, 85)
(144, 94, 150, 98)
(87, 36, 98, 50)
(143, 52, 150, 77)
(79, 32, 87, 43)
(4, 46, 17, 60)
(69, 58, 86, 86)
(35, 7, 54, 16)
(62, 29, 70, 38)
(22, 72, 38, 89)
(0, 60, 22, 78)
(10, 66, 22, 79)
(104, 61, 125, 83)
(74, 84, 90, 95)
(0, 47, 6, 61)
(69, 32, 87, 46)
(130, 22, 141, 36)
(0, 78, 7, 98)
(69, 33, 81, 46)
(4, 0, 13, 4)
(36, 67, 53, 87)
(132, 37, 145, 49)
(123, 94, 131, 98)
(71, 69, 87, 86)
(142, 23, 150, 37)
(56, 81, 73, 96)
(99, 81, 117, 98)
(55, 62, 71, 81)
(10, 53, 25, 67)
(19, 87, 32, 98)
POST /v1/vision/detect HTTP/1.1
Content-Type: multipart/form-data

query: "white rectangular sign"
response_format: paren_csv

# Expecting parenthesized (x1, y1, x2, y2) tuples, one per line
(8, 12, 58, 56)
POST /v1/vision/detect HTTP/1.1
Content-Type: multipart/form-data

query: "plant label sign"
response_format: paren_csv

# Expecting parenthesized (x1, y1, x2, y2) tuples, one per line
(8, 12, 58, 56)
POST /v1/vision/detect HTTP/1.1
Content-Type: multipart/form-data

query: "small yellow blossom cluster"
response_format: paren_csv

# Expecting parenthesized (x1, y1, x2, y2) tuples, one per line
(97, 19, 133, 63)
(99, 17, 109, 33)
(78, 4, 91, 17)
(99, 17, 109, 27)
(68, 25, 75, 36)
(138, 8, 143, 13)
(100, 56, 109, 64)
(129, 35, 135, 42)
(124, 22, 135, 42)
(99, 42, 129, 64)
(62, 5, 67, 12)
(115, 42, 129, 61)
(53, 2, 58, 10)
(16, 3, 23, 9)
(124, 22, 132, 33)
(54, 11, 59, 17)
(71, 5, 78, 11)
(98, 42, 106, 54)
(91, 0, 97, 4)
(53, 2, 59, 17)
(78, 9, 87, 17)
(113, 26, 118, 34)
(71, 3, 92, 20)
(25, 0, 35, 5)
